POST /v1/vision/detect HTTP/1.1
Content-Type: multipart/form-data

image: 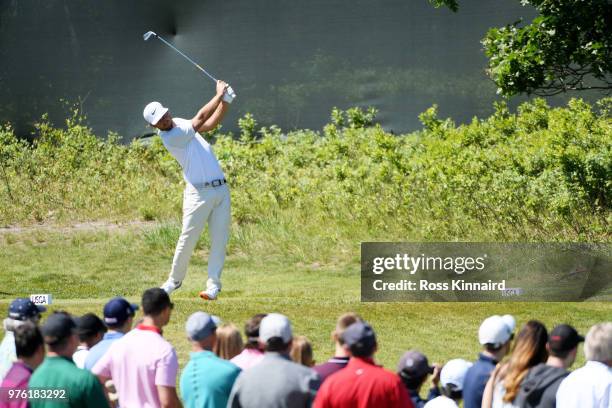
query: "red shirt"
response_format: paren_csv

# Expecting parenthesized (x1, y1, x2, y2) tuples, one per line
(313, 357, 414, 408)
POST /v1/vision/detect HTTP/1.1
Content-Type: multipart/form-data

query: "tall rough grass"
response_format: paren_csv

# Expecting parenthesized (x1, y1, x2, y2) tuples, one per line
(0, 99, 609, 245)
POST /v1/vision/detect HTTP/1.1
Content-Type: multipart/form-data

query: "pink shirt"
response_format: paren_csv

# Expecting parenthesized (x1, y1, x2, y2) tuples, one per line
(91, 326, 178, 408)
(0, 362, 32, 408)
(230, 348, 264, 370)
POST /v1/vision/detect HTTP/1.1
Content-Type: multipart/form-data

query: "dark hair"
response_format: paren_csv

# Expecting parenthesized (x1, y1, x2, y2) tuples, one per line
(245, 314, 267, 349)
(142, 288, 172, 317)
(77, 313, 107, 342)
(549, 348, 571, 359)
(348, 339, 376, 358)
(14, 323, 44, 358)
(264, 337, 291, 352)
(399, 371, 428, 390)
(441, 383, 463, 401)
(484, 343, 504, 353)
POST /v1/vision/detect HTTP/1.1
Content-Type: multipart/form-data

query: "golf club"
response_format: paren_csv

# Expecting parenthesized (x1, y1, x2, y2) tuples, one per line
(143, 31, 236, 101)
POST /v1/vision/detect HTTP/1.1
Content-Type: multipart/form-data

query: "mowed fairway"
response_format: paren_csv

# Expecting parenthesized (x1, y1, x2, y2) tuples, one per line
(1, 223, 610, 376)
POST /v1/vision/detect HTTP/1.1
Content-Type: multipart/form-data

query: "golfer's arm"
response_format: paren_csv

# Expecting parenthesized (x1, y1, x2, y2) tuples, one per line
(191, 93, 223, 131)
(198, 101, 229, 132)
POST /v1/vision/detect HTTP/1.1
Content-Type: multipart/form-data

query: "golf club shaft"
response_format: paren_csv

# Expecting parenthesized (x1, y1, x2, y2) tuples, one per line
(156, 35, 217, 83)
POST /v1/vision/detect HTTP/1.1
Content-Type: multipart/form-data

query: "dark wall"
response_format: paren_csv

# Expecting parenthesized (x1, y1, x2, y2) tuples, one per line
(0, 0, 596, 140)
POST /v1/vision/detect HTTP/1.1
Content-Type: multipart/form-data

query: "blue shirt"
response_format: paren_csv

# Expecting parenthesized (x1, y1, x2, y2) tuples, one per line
(407, 386, 441, 408)
(180, 350, 241, 408)
(463, 353, 498, 408)
(83, 331, 124, 371)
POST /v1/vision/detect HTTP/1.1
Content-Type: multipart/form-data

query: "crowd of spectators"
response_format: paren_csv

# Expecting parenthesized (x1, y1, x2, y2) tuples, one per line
(0, 291, 610, 408)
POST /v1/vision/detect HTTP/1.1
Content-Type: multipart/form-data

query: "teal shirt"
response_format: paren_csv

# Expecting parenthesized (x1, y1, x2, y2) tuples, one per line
(28, 356, 107, 408)
(180, 350, 241, 408)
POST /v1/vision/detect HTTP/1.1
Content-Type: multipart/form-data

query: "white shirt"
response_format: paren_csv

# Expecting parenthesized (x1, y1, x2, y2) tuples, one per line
(0, 330, 16, 382)
(556, 361, 612, 408)
(159, 117, 225, 186)
(492, 380, 519, 408)
(424, 395, 459, 408)
(72, 345, 89, 369)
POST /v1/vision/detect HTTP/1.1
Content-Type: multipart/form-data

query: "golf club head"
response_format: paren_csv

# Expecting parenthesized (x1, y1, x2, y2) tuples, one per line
(143, 31, 157, 41)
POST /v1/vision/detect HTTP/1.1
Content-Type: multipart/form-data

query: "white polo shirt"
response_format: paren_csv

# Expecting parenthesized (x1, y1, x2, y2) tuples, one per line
(556, 361, 612, 408)
(159, 118, 225, 186)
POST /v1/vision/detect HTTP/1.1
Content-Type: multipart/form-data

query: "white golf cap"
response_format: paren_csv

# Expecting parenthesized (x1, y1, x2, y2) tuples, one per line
(259, 313, 292, 343)
(143, 101, 168, 125)
(440, 359, 473, 391)
(501, 314, 516, 332)
(479, 315, 515, 346)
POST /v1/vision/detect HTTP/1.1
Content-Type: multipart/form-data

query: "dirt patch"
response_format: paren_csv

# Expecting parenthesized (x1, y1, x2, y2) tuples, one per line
(0, 220, 158, 235)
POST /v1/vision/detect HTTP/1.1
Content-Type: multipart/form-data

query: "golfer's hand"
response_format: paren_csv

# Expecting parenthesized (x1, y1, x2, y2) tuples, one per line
(216, 80, 228, 96)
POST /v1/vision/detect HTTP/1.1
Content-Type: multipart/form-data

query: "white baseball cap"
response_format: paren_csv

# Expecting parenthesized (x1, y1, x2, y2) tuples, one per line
(479, 315, 515, 346)
(143, 101, 168, 125)
(259, 313, 292, 343)
(440, 359, 473, 391)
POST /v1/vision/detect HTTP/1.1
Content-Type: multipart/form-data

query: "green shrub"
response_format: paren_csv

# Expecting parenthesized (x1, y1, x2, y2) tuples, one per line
(0, 99, 609, 243)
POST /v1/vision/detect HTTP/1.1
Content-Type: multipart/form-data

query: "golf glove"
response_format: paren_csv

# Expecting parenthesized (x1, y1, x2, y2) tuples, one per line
(223, 86, 236, 104)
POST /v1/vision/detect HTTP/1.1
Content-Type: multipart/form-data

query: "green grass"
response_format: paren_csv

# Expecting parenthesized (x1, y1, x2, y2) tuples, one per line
(1, 225, 610, 375)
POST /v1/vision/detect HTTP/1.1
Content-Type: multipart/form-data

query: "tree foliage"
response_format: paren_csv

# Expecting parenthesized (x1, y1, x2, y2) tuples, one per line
(428, 0, 459, 12)
(433, 0, 612, 97)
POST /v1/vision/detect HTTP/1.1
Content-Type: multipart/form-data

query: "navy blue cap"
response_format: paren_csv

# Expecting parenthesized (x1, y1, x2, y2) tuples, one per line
(41, 312, 77, 344)
(103, 297, 139, 326)
(8, 298, 46, 321)
(341, 321, 377, 356)
(398, 350, 435, 377)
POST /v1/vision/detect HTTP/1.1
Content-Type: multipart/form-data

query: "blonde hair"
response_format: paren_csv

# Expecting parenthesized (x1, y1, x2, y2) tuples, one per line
(503, 321, 548, 402)
(214, 323, 244, 360)
(290, 335, 315, 367)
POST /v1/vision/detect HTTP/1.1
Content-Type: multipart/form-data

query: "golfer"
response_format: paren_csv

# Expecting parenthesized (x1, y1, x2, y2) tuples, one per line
(143, 80, 231, 300)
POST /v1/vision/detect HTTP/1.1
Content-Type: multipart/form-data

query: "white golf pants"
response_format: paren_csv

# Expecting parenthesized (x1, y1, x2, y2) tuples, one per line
(169, 183, 230, 290)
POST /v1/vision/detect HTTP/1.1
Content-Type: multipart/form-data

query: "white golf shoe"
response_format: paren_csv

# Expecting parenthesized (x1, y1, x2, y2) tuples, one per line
(199, 286, 220, 301)
(160, 278, 182, 294)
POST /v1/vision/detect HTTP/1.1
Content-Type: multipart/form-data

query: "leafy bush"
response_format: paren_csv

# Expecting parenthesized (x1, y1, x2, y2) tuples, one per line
(0, 101, 609, 243)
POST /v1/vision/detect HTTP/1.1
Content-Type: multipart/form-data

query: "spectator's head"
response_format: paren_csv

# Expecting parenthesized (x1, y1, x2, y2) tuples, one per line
(503, 320, 548, 403)
(13, 322, 45, 369)
(290, 335, 315, 367)
(186, 311, 217, 351)
(341, 321, 377, 358)
(103, 297, 138, 332)
(214, 323, 244, 360)
(259, 313, 293, 354)
(332, 312, 361, 346)
(40, 311, 79, 357)
(76, 313, 107, 348)
(141, 288, 173, 327)
(244, 313, 267, 350)
(397, 350, 435, 391)
(439, 359, 472, 401)
(584, 322, 612, 366)
(7, 298, 46, 327)
(547, 324, 584, 368)
(479, 314, 516, 358)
